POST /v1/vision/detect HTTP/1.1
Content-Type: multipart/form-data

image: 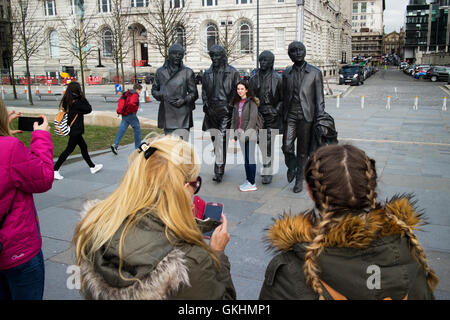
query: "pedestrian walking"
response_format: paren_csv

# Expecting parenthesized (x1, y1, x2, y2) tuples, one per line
(111, 83, 142, 154)
(54, 82, 103, 180)
(260, 144, 438, 300)
(73, 135, 235, 300)
(0, 100, 54, 300)
(231, 80, 259, 192)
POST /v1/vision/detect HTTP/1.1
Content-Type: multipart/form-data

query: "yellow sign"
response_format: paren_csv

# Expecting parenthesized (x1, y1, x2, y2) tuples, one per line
(60, 72, 70, 78)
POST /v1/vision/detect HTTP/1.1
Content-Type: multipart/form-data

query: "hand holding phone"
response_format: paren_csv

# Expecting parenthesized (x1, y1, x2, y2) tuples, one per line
(210, 213, 229, 252)
(18, 116, 43, 132)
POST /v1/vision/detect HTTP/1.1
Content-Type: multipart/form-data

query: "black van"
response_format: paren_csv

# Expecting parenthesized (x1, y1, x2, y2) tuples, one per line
(339, 65, 364, 86)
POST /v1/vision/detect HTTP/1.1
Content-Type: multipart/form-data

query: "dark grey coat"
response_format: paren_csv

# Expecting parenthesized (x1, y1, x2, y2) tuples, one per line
(281, 62, 325, 123)
(151, 62, 198, 129)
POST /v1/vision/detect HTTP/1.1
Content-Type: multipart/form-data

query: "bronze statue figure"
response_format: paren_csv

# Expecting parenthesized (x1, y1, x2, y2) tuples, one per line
(151, 43, 198, 140)
(202, 45, 240, 182)
(249, 50, 283, 184)
(281, 41, 326, 193)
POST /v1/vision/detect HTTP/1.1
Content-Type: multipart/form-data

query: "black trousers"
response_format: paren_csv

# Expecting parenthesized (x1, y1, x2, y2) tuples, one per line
(282, 112, 312, 179)
(54, 134, 95, 170)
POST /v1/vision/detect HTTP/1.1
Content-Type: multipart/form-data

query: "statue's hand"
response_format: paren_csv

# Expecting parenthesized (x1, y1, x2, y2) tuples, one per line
(171, 98, 185, 107)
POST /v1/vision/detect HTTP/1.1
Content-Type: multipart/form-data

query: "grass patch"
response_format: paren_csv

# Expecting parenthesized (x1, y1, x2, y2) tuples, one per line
(10, 119, 159, 157)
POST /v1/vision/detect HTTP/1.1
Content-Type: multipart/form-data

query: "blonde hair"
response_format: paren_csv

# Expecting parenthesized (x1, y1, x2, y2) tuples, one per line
(0, 99, 11, 137)
(73, 134, 219, 283)
(303, 144, 438, 299)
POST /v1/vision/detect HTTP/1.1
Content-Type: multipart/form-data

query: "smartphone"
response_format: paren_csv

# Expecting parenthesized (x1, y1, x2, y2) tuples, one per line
(18, 116, 43, 132)
(203, 202, 224, 238)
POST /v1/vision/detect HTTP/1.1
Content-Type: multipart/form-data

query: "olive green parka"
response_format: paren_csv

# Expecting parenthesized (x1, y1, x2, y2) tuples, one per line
(78, 201, 236, 300)
(259, 195, 437, 300)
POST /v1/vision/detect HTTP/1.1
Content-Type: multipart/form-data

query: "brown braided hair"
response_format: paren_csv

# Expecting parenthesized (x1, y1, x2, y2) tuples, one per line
(303, 144, 437, 299)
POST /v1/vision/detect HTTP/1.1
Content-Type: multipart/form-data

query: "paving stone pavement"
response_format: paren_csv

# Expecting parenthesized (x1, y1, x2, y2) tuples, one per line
(9, 69, 450, 300)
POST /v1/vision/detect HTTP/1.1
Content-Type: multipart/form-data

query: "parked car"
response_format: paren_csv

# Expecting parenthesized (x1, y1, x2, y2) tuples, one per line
(413, 64, 430, 77)
(238, 69, 251, 81)
(427, 66, 450, 82)
(404, 64, 415, 75)
(339, 65, 364, 86)
(362, 66, 370, 80)
(400, 62, 409, 70)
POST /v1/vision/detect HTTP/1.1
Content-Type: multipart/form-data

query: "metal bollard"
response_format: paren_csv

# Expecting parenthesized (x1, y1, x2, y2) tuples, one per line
(386, 96, 391, 110)
(413, 96, 418, 110)
(336, 94, 340, 109)
(443, 97, 447, 111)
(361, 96, 365, 109)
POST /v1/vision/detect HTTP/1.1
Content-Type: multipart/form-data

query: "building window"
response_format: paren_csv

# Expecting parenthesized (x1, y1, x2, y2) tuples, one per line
(240, 23, 252, 53)
(275, 27, 285, 50)
(102, 29, 113, 57)
(98, 0, 111, 13)
(131, 0, 150, 7)
(360, 15, 366, 20)
(175, 25, 186, 48)
(49, 30, 59, 58)
(236, 0, 253, 4)
(70, 0, 85, 16)
(45, 0, 57, 16)
(353, 3, 358, 13)
(170, 0, 184, 8)
(361, 2, 367, 13)
(202, 0, 218, 6)
(277, 0, 284, 2)
(206, 23, 218, 51)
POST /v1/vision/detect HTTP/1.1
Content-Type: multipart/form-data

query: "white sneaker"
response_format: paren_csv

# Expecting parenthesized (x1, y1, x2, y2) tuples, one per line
(238, 181, 249, 191)
(90, 164, 103, 174)
(239, 181, 257, 192)
(54, 171, 64, 180)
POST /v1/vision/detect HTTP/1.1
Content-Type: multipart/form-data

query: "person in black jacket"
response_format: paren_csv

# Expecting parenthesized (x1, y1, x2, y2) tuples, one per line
(54, 82, 102, 180)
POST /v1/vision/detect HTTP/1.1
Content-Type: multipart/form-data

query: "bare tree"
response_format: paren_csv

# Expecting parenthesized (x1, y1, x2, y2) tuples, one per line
(58, 9, 97, 94)
(11, 0, 47, 105)
(6, 15, 22, 100)
(143, 0, 195, 60)
(217, 15, 249, 63)
(101, 0, 131, 90)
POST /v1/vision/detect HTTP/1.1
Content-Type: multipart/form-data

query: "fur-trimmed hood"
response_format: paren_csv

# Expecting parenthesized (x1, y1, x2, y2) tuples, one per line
(260, 194, 435, 300)
(266, 194, 426, 252)
(76, 200, 236, 300)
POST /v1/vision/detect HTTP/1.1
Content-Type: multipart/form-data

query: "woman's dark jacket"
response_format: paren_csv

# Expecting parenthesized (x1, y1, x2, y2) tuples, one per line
(231, 98, 259, 134)
(259, 195, 436, 300)
(78, 201, 236, 300)
(65, 96, 92, 136)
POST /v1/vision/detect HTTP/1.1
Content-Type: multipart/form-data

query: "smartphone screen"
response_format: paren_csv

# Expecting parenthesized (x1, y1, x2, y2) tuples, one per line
(203, 202, 223, 238)
(18, 116, 43, 132)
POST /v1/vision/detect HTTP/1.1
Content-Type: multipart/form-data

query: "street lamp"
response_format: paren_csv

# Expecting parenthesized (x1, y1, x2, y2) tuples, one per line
(297, 0, 305, 42)
(128, 25, 138, 84)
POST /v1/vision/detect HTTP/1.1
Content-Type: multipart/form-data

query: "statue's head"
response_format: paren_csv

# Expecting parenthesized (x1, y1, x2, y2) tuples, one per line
(288, 41, 306, 65)
(258, 50, 275, 71)
(208, 45, 227, 68)
(168, 43, 185, 67)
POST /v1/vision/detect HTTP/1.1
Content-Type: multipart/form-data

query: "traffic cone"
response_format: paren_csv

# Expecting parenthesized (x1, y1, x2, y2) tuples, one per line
(145, 85, 150, 103)
(24, 86, 27, 94)
(48, 85, 52, 94)
(35, 86, 40, 95)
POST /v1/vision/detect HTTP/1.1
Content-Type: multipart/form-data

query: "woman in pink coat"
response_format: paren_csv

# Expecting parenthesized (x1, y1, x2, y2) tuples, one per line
(0, 99, 54, 300)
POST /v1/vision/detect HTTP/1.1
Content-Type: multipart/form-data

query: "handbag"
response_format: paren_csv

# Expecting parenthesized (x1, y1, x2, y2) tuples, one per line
(54, 108, 78, 137)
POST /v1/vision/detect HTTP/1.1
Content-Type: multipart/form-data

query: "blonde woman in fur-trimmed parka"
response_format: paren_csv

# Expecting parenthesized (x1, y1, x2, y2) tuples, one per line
(73, 135, 236, 300)
(259, 144, 438, 300)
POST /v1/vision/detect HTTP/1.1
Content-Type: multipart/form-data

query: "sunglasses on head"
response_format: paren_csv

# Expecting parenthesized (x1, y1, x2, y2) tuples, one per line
(188, 176, 202, 194)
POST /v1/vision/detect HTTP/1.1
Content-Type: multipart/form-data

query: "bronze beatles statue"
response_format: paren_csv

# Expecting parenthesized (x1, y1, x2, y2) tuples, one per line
(202, 45, 240, 183)
(151, 43, 198, 140)
(249, 51, 283, 184)
(281, 41, 326, 193)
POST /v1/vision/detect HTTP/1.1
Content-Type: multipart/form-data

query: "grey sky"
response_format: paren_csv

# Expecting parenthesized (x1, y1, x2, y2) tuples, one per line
(384, 0, 409, 33)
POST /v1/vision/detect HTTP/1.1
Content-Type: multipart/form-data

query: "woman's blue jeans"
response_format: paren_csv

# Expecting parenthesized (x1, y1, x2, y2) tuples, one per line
(113, 113, 142, 149)
(0, 250, 45, 300)
(239, 139, 256, 185)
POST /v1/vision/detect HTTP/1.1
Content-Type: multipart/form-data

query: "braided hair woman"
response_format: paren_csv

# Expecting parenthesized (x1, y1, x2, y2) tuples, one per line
(259, 144, 438, 300)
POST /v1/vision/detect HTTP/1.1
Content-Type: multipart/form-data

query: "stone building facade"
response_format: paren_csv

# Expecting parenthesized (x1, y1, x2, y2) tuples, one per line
(351, 0, 384, 63)
(12, 0, 352, 82)
(383, 29, 405, 59)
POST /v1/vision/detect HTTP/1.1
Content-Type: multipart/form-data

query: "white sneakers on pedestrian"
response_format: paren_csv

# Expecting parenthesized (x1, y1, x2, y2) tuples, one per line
(54, 171, 64, 180)
(90, 164, 103, 174)
(239, 180, 257, 192)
